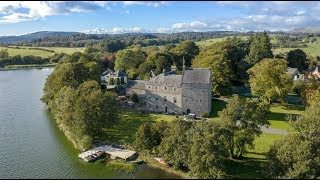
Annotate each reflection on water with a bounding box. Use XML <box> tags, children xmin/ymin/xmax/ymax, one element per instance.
<box><xmin>0</xmin><ymin>68</ymin><xmax>181</xmax><ymax>179</ymax></box>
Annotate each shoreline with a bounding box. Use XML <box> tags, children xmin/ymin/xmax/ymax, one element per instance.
<box><xmin>138</xmin><ymin>154</ymin><xmax>190</xmax><ymax>179</ymax></box>
<box><xmin>0</xmin><ymin>64</ymin><xmax>56</xmax><ymax>71</ymax></box>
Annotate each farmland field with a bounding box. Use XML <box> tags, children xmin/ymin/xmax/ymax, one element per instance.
<box><xmin>0</xmin><ymin>46</ymin><xmax>84</xmax><ymax>58</ymax></box>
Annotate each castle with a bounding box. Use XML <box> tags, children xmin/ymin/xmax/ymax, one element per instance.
<box><xmin>126</xmin><ymin>67</ymin><xmax>212</xmax><ymax>117</ymax></box>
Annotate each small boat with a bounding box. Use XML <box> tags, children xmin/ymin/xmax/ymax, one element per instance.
<box><xmin>84</xmin><ymin>151</ymin><xmax>105</xmax><ymax>162</ymax></box>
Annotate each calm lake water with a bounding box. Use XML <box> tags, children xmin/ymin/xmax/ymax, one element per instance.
<box><xmin>0</xmin><ymin>68</ymin><xmax>180</xmax><ymax>179</ymax></box>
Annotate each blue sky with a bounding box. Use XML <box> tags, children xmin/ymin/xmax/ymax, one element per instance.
<box><xmin>0</xmin><ymin>1</ymin><xmax>319</xmax><ymax>36</ymax></box>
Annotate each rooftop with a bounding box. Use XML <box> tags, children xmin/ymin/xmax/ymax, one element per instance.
<box><xmin>181</xmin><ymin>68</ymin><xmax>211</xmax><ymax>84</ymax></box>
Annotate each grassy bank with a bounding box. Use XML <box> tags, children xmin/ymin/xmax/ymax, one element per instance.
<box><xmin>0</xmin><ymin>63</ymin><xmax>57</xmax><ymax>70</ymax></box>
<box><xmin>106</xmin><ymin>160</ymin><xmax>137</xmax><ymax>174</ymax></box>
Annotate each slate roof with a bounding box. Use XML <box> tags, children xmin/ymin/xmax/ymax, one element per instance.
<box><xmin>101</xmin><ymin>69</ymin><xmax>126</xmax><ymax>77</ymax></box>
<box><xmin>309</xmin><ymin>66</ymin><xmax>320</xmax><ymax>73</ymax></box>
<box><xmin>127</xmin><ymin>80</ymin><xmax>145</xmax><ymax>89</ymax></box>
<box><xmin>287</xmin><ymin>67</ymin><xmax>299</xmax><ymax>75</ymax></box>
<box><xmin>149</xmin><ymin>72</ymin><xmax>182</xmax><ymax>85</ymax></box>
<box><xmin>181</xmin><ymin>68</ymin><xmax>211</xmax><ymax>84</ymax></box>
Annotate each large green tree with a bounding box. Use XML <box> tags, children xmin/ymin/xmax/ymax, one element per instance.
<box><xmin>0</xmin><ymin>49</ymin><xmax>9</xmax><ymax>58</ymax></box>
<box><xmin>187</xmin><ymin>121</ymin><xmax>228</xmax><ymax>178</ymax></box>
<box><xmin>114</xmin><ymin>48</ymin><xmax>145</xmax><ymax>78</ymax></box>
<box><xmin>218</xmin><ymin>95</ymin><xmax>270</xmax><ymax>159</ymax></box>
<box><xmin>42</xmin><ymin>62</ymin><xmax>94</xmax><ymax>109</ymax></box>
<box><xmin>245</xmin><ymin>32</ymin><xmax>273</xmax><ymax>66</ymax></box>
<box><xmin>192</xmin><ymin>42</ymin><xmax>233</xmax><ymax>95</ymax></box>
<box><xmin>287</xmin><ymin>49</ymin><xmax>307</xmax><ymax>72</ymax></box>
<box><xmin>171</xmin><ymin>40</ymin><xmax>199</xmax><ymax>70</ymax></box>
<box><xmin>248</xmin><ymin>58</ymin><xmax>293</xmax><ymax>103</ymax></box>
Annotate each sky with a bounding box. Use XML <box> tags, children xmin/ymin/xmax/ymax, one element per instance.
<box><xmin>0</xmin><ymin>1</ymin><xmax>319</xmax><ymax>36</ymax></box>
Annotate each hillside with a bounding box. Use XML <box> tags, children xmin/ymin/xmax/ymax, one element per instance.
<box><xmin>0</xmin><ymin>31</ymin><xmax>81</xmax><ymax>43</ymax></box>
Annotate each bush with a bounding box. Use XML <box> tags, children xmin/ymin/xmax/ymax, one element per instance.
<box><xmin>115</xmin><ymin>78</ymin><xmax>120</xmax><ymax>85</ymax></box>
<box><xmin>130</xmin><ymin>93</ymin><xmax>139</xmax><ymax>103</ymax></box>
<box><xmin>108</xmin><ymin>77</ymin><xmax>114</xmax><ymax>85</ymax></box>
<box><xmin>200</xmin><ymin>112</ymin><xmax>208</xmax><ymax>118</ymax></box>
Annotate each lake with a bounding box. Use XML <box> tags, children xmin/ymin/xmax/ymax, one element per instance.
<box><xmin>0</xmin><ymin>68</ymin><xmax>180</xmax><ymax>179</ymax></box>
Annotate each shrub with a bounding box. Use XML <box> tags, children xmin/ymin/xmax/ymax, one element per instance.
<box><xmin>131</xmin><ymin>93</ymin><xmax>139</xmax><ymax>103</ymax></box>
<box><xmin>108</xmin><ymin>77</ymin><xmax>114</xmax><ymax>85</ymax></box>
<box><xmin>200</xmin><ymin>112</ymin><xmax>208</xmax><ymax>118</ymax></box>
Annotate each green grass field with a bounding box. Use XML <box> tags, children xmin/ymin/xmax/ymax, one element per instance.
<box><xmin>102</xmin><ymin>108</ymin><xmax>177</xmax><ymax>144</ymax></box>
<box><xmin>272</xmin><ymin>43</ymin><xmax>320</xmax><ymax>57</ymax></box>
<box><xmin>0</xmin><ymin>46</ymin><xmax>84</xmax><ymax>58</ymax></box>
<box><xmin>209</xmin><ymin>98</ymin><xmax>305</xmax><ymax>130</ymax></box>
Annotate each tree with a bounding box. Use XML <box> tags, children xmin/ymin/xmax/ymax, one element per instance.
<box><xmin>133</xmin><ymin>123</ymin><xmax>154</xmax><ymax>152</ymax></box>
<box><xmin>158</xmin><ymin>120</ymin><xmax>193</xmax><ymax>170</ymax></box>
<box><xmin>187</xmin><ymin>121</ymin><xmax>228</xmax><ymax>178</ymax></box>
<box><xmin>42</xmin><ymin>62</ymin><xmax>94</xmax><ymax>109</ymax></box>
<box><xmin>292</xmin><ymin>79</ymin><xmax>305</xmax><ymax>96</ymax></box>
<box><xmin>108</xmin><ymin>77</ymin><xmax>114</xmax><ymax>85</ymax></box>
<box><xmin>115</xmin><ymin>77</ymin><xmax>120</xmax><ymax>85</ymax></box>
<box><xmin>266</xmin><ymin>103</ymin><xmax>320</xmax><ymax>179</ymax></box>
<box><xmin>287</xmin><ymin>49</ymin><xmax>307</xmax><ymax>72</ymax></box>
<box><xmin>192</xmin><ymin>42</ymin><xmax>233</xmax><ymax>95</ymax></box>
<box><xmin>218</xmin><ymin>95</ymin><xmax>270</xmax><ymax>159</ymax></box>
<box><xmin>248</xmin><ymin>58</ymin><xmax>293</xmax><ymax>103</ymax></box>
<box><xmin>171</xmin><ymin>40</ymin><xmax>199</xmax><ymax>70</ymax></box>
<box><xmin>245</xmin><ymin>32</ymin><xmax>273</xmax><ymax>66</ymax></box>
<box><xmin>0</xmin><ymin>49</ymin><xmax>9</xmax><ymax>58</ymax></box>
<box><xmin>300</xmin><ymin>81</ymin><xmax>320</xmax><ymax>106</ymax></box>
<box><xmin>114</xmin><ymin>48</ymin><xmax>145</xmax><ymax>73</ymax></box>
<box><xmin>51</xmin><ymin>81</ymin><xmax>118</xmax><ymax>150</ymax></box>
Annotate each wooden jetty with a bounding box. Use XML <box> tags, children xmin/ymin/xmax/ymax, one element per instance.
<box><xmin>78</xmin><ymin>145</ymin><xmax>137</xmax><ymax>162</ymax></box>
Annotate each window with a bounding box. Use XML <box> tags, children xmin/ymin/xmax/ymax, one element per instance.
<box><xmin>164</xmin><ymin>87</ymin><xmax>167</xmax><ymax>90</ymax></box>
<box><xmin>173</xmin><ymin>97</ymin><xmax>177</xmax><ymax>103</ymax></box>
<box><xmin>200</xmin><ymin>99</ymin><xmax>203</xmax><ymax>102</ymax></box>
<box><xmin>155</xmin><ymin>86</ymin><xmax>158</xmax><ymax>89</ymax></box>
<box><xmin>156</xmin><ymin>97</ymin><xmax>158</xmax><ymax>101</ymax></box>
<box><xmin>173</xmin><ymin>87</ymin><xmax>176</xmax><ymax>91</ymax></box>
<box><xmin>164</xmin><ymin>96</ymin><xmax>167</xmax><ymax>102</ymax></box>
<box><xmin>156</xmin><ymin>105</ymin><xmax>158</xmax><ymax>109</ymax></box>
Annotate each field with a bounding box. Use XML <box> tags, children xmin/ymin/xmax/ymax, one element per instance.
<box><xmin>0</xmin><ymin>46</ymin><xmax>84</xmax><ymax>58</ymax></box>
<box><xmin>272</xmin><ymin>43</ymin><xmax>320</xmax><ymax>57</ymax></box>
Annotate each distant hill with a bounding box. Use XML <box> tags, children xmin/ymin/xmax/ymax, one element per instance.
<box><xmin>0</xmin><ymin>31</ymin><xmax>81</xmax><ymax>43</ymax></box>
<box><xmin>290</xmin><ymin>27</ymin><xmax>320</xmax><ymax>33</ymax></box>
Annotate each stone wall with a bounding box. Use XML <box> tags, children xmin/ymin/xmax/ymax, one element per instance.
<box><xmin>181</xmin><ymin>83</ymin><xmax>212</xmax><ymax>116</ymax></box>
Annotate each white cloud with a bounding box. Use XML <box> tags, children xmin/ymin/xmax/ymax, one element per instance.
<box><xmin>0</xmin><ymin>1</ymin><xmax>108</xmax><ymax>24</ymax></box>
<box><xmin>82</xmin><ymin>27</ymin><xmax>147</xmax><ymax>34</ymax></box>
<box><xmin>0</xmin><ymin>1</ymin><xmax>168</xmax><ymax>24</ymax></box>
<box><xmin>122</xmin><ymin>1</ymin><xmax>169</xmax><ymax>7</ymax></box>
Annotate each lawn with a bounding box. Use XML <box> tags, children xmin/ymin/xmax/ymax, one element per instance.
<box><xmin>268</xmin><ymin>104</ymin><xmax>305</xmax><ymax>130</ymax></box>
<box><xmin>0</xmin><ymin>46</ymin><xmax>84</xmax><ymax>58</ymax></box>
<box><xmin>225</xmin><ymin>133</ymin><xmax>282</xmax><ymax>179</ymax></box>
<box><xmin>102</xmin><ymin>108</ymin><xmax>177</xmax><ymax>144</ymax></box>
<box><xmin>208</xmin><ymin>98</ymin><xmax>305</xmax><ymax>131</ymax></box>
